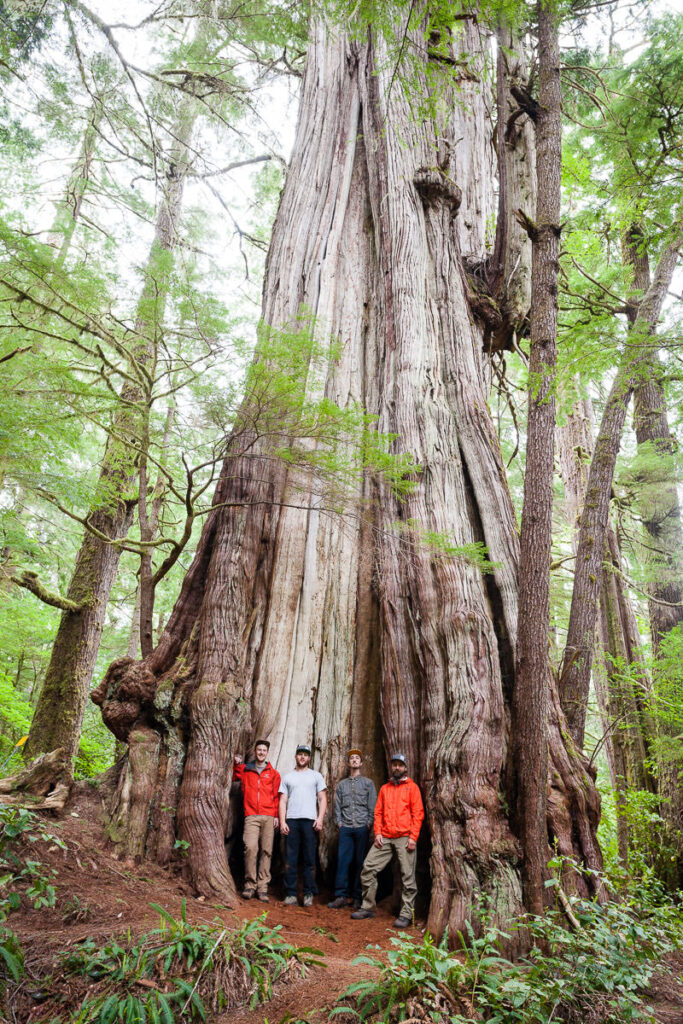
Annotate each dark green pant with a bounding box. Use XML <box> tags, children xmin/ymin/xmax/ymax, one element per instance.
<box><xmin>360</xmin><ymin>836</ymin><xmax>417</xmax><ymax>919</ymax></box>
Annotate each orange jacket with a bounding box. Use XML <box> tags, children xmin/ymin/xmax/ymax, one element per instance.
<box><xmin>374</xmin><ymin>777</ymin><xmax>424</xmax><ymax>842</ymax></box>
<box><xmin>233</xmin><ymin>762</ymin><xmax>281</xmax><ymax>817</ymax></box>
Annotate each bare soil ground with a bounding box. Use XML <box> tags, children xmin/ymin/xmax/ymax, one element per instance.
<box><xmin>6</xmin><ymin>783</ymin><xmax>683</xmax><ymax>1023</ymax></box>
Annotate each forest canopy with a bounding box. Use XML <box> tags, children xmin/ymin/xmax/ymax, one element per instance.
<box><xmin>0</xmin><ymin>0</ymin><xmax>682</xmax><ymax>984</ymax></box>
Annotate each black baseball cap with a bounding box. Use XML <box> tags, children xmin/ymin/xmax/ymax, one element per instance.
<box><xmin>296</xmin><ymin>744</ymin><xmax>312</xmax><ymax>755</ymax></box>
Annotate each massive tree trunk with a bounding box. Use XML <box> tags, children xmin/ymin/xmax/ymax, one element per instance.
<box><xmin>24</xmin><ymin>93</ymin><xmax>197</xmax><ymax>769</ymax></box>
<box><xmin>95</xmin><ymin>15</ymin><xmax>602</xmax><ymax>932</ymax></box>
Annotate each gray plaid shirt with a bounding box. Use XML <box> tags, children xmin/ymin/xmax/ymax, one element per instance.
<box><xmin>333</xmin><ymin>775</ymin><xmax>376</xmax><ymax>829</ymax></box>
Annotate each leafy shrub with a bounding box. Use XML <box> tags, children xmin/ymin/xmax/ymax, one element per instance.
<box><xmin>337</xmin><ymin>892</ymin><xmax>681</xmax><ymax>1024</ymax></box>
<box><xmin>44</xmin><ymin>905</ymin><xmax>324</xmax><ymax>1022</ymax></box>
<box><xmin>0</xmin><ymin>806</ymin><xmax>65</xmax><ymax>1002</ymax></box>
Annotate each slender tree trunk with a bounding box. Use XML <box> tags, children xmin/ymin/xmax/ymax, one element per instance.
<box><xmin>623</xmin><ymin>227</ymin><xmax>683</xmax><ymax>651</ymax></box>
<box><xmin>127</xmin><ymin>398</ymin><xmax>175</xmax><ymax>660</ymax></box>
<box><xmin>623</xmin><ymin>227</ymin><xmax>683</xmax><ymax>881</ymax></box>
<box><xmin>511</xmin><ymin>0</ymin><xmax>560</xmax><ymax>916</ymax></box>
<box><xmin>559</xmin><ymin>228</ymin><xmax>682</xmax><ymax>749</ymax></box>
<box><xmin>24</xmin><ymin>94</ymin><xmax>197</xmax><ymax>768</ymax></box>
<box><xmin>558</xmin><ymin>395</ymin><xmax>654</xmax><ymax>868</ymax></box>
<box><xmin>95</xmin><ymin>15</ymin><xmax>603</xmax><ymax>930</ymax></box>
<box><xmin>47</xmin><ymin>99</ymin><xmax>102</xmax><ymax>270</ymax></box>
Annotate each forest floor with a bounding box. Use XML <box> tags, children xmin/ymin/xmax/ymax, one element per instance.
<box><xmin>7</xmin><ymin>782</ymin><xmax>683</xmax><ymax>1024</ymax></box>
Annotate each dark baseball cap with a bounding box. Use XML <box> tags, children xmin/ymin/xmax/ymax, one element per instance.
<box><xmin>296</xmin><ymin>744</ymin><xmax>312</xmax><ymax>755</ymax></box>
<box><xmin>390</xmin><ymin>753</ymin><xmax>407</xmax><ymax>764</ymax></box>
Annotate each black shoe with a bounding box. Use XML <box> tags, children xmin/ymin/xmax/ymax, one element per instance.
<box><xmin>328</xmin><ymin>897</ymin><xmax>347</xmax><ymax>909</ymax></box>
<box><xmin>350</xmin><ymin>908</ymin><xmax>375</xmax><ymax>919</ymax></box>
<box><xmin>393</xmin><ymin>916</ymin><xmax>411</xmax><ymax>928</ymax></box>
<box><xmin>242</xmin><ymin>890</ymin><xmax>255</xmax><ymax>900</ymax></box>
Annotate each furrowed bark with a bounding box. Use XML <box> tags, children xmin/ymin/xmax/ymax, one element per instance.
<box><xmin>95</xmin><ymin>13</ymin><xmax>603</xmax><ymax>928</ymax></box>
<box><xmin>488</xmin><ymin>22</ymin><xmax>536</xmax><ymax>351</ymax></box>
<box><xmin>511</xmin><ymin>0</ymin><xmax>560</xmax><ymax>916</ymax></box>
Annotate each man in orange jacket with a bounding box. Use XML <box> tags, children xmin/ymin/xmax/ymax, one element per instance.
<box><xmin>233</xmin><ymin>740</ymin><xmax>281</xmax><ymax>902</ymax></box>
<box><xmin>351</xmin><ymin>753</ymin><xmax>424</xmax><ymax>928</ymax></box>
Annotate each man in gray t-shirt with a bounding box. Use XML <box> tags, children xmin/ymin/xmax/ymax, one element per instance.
<box><xmin>278</xmin><ymin>745</ymin><xmax>327</xmax><ymax>907</ymax></box>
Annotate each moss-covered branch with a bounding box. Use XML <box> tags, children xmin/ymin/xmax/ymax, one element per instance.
<box><xmin>10</xmin><ymin>571</ymin><xmax>90</xmax><ymax>612</ymax></box>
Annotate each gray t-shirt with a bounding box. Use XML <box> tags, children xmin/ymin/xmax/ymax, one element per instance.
<box><xmin>279</xmin><ymin>767</ymin><xmax>326</xmax><ymax>820</ymax></box>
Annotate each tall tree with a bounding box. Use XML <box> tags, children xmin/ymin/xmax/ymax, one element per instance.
<box><xmin>23</xmin><ymin>83</ymin><xmax>199</xmax><ymax>767</ymax></box>
<box><xmin>95</xmin><ymin>7</ymin><xmax>603</xmax><ymax>933</ymax></box>
<box><xmin>512</xmin><ymin>0</ymin><xmax>561</xmax><ymax>916</ymax></box>
<box><xmin>557</xmin><ymin>395</ymin><xmax>654</xmax><ymax>868</ymax></box>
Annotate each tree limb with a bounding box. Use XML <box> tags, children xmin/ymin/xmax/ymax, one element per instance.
<box><xmin>10</xmin><ymin>571</ymin><xmax>90</xmax><ymax>612</ymax></box>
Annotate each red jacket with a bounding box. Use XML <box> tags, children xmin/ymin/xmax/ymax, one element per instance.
<box><xmin>374</xmin><ymin>777</ymin><xmax>424</xmax><ymax>842</ymax></box>
<box><xmin>233</xmin><ymin>762</ymin><xmax>281</xmax><ymax>817</ymax></box>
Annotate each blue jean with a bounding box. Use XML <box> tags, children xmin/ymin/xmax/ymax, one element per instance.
<box><xmin>284</xmin><ymin>818</ymin><xmax>318</xmax><ymax>896</ymax></box>
<box><xmin>334</xmin><ymin>825</ymin><xmax>369</xmax><ymax>900</ymax></box>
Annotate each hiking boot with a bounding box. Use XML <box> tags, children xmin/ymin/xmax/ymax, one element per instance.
<box><xmin>257</xmin><ymin>893</ymin><xmax>269</xmax><ymax>903</ymax></box>
<box><xmin>327</xmin><ymin>897</ymin><xmax>347</xmax><ymax>909</ymax></box>
<box><xmin>303</xmin><ymin>893</ymin><xmax>314</xmax><ymax>907</ymax></box>
<box><xmin>282</xmin><ymin>895</ymin><xmax>298</xmax><ymax>906</ymax></box>
<box><xmin>350</xmin><ymin>907</ymin><xmax>375</xmax><ymax>919</ymax></box>
<box><xmin>241</xmin><ymin>889</ymin><xmax>255</xmax><ymax>900</ymax></box>
<box><xmin>393</xmin><ymin>916</ymin><xmax>411</xmax><ymax>929</ymax></box>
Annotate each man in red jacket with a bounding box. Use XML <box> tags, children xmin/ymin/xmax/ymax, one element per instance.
<box><xmin>351</xmin><ymin>753</ymin><xmax>424</xmax><ymax>928</ymax></box>
<box><xmin>233</xmin><ymin>740</ymin><xmax>281</xmax><ymax>902</ymax></box>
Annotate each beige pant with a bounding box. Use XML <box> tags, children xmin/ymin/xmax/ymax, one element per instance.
<box><xmin>360</xmin><ymin>835</ymin><xmax>417</xmax><ymax>919</ymax></box>
<box><xmin>243</xmin><ymin>815</ymin><xmax>275</xmax><ymax>894</ymax></box>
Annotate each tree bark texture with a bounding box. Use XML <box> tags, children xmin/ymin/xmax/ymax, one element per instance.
<box><xmin>488</xmin><ymin>23</ymin><xmax>536</xmax><ymax>351</ymax></box>
<box><xmin>623</xmin><ymin>229</ymin><xmax>683</xmax><ymax>652</ymax></box>
<box><xmin>559</xmin><ymin>228</ymin><xmax>682</xmax><ymax>749</ymax></box>
<box><xmin>95</xmin><ymin>17</ymin><xmax>603</xmax><ymax>931</ymax></box>
<box><xmin>511</xmin><ymin>0</ymin><xmax>560</xmax><ymax>916</ymax></box>
<box><xmin>624</xmin><ymin>228</ymin><xmax>683</xmax><ymax>880</ymax></box>
<box><xmin>557</xmin><ymin>396</ymin><xmax>654</xmax><ymax>867</ymax></box>
<box><xmin>24</xmin><ymin>94</ymin><xmax>197</xmax><ymax>769</ymax></box>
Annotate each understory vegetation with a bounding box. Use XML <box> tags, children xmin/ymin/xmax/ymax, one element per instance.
<box><xmin>338</xmin><ymin>885</ymin><xmax>683</xmax><ymax>1024</ymax></box>
<box><xmin>0</xmin><ymin>807</ymin><xmax>324</xmax><ymax>1022</ymax></box>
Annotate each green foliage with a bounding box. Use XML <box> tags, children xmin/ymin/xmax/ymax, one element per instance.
<box><xmin>651</xmin><ymin>624</ymin><xmax>683</xmax><ymax>735</ymax></box>
<box><xmin>598</xmin><ymin>778</ymin><xmax>680</xmax><ymax>886</ymax></box>
<box><xmin>392</xmin><ymin>519</ymin><xmax>499</xmax><ymax>572</ymax></box>
<box><xmin>0</xmin><ymin>806</ymin><xmax>65</xmax><ymax>1001</ymax></box>
<box><xmin>232</xmin><ymin>314</ymin><xmax>419</xmax><ymax>506</ymax></box>
<box><xmin>0</xmin><ymin>671</ymin><xmax>32</xmax><ymax>762</ymax></box>
<box><xmin>0</xmin><ymin>805</ymin><xmax>64</xmax><ymax>917</ymax></box>
<box><xmin>338</xmin><ymin>892</ymin><xmax>681</xmax><ymax>1024</ymax></box>
<box><xmin>45</xmin><ymin>906</ymin><xmax>324</xmax><ymax>1022</ymax></box>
